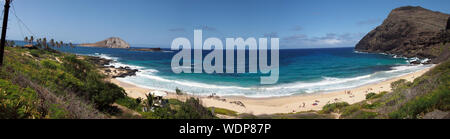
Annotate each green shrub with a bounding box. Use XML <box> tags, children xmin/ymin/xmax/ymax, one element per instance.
<box><xmin>350</xmin><ymin>111</ymin><xmax>378</xmax><ymax>119</ymax></box>
<box><xmin>209</xmin><ymin>107</ymin><xmax>238</xmax><ymax>116</ymax></box>
<box><xmin>41</xmin><ymin>60</ymin><xmax>59</xmax><ymax>70</ymax></box>
<box><xmin>0</xmin><ymin>79</ymin><xmax>42</xmax><ymax>119</ymax></box>
<box><xmin>320</xmin><ymin>102</ymin><xmax>349</xmax><ymax>113</ymax></box>
<box><xmin>389</xmin><ymin>84</ymin><xmax>450</xmax><ymax>119</ymax></box>
<box><xmin>366</xmin><ymin>93</ymin><xmax>376</xmax><ymax>99</ymax></box>
<box><xmin>48</xmin><ymin>104</ymin><xmax>69</xmax><ymax>119</ymax></box>
<box><xmin>174</xmin><ymin>98</ymin><xmax>215</xmax><ymax>119</ymax></box>
<box><xmin>341</xmin><ymin>105</ymin><xmax>361</xmax><ymax>117</ymax></box>
<box><xmin>362</xmin><ymin>102</ymin><xmax>382</xmax><ymax>109</ymax></box>
<box><xmin>391</xmin><ymin>79</ymin><xmax>407</xmax><ymax>89</ymax></box>
<box><xmin>176</xmin><ymin>88</ymin><xmax>183</xmax><ymax>95</ymax></box>
<box><xmin>116</xmin><ymin>96</ymin><xmax>143</xmax><ymax>111</ymax></box>
<box><xmin>366</xmin><ymin>91</ymin><xmax>387</xmax><ymax>100</ymax></box>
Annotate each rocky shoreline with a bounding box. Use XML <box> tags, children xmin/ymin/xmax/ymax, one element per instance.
<box><xmin>86</xmin><ymin>56</ymin><xmax>139</xmax><ymax>78</ymax></box>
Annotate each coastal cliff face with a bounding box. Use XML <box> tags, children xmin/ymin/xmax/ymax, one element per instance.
<box><xmin>80</xmin><ymin>37</ymin><xmax>130</xmax><ymax>48</ymax></box>
<box><xmin>355</xmin><ymin>6</ymin><xmax>450</xmax><ymax>63</ymax></box>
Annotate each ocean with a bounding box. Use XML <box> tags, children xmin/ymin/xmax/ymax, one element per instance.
<box><xmin>50</xmin><ymin>45</ymin><xmax>432</xmax><ymax>98</ymax></box>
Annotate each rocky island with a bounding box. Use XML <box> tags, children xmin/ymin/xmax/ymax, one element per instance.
<box><xmin>355</xmin><ymin>6</ymin><xmax>450</xmax><ymax>64</ymax></box>
<box><xmin>79</xmin><ymin>37</ymin><xmax>130</xmax><ymax>48</ymax></box>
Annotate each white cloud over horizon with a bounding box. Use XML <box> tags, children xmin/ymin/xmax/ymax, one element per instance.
<box><xmin>281</xmin><ymin>33</ymin><xmax>365</xmax><ymax>48</ymax></box>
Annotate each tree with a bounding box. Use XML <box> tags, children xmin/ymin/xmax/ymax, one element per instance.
<box><xmin>36</xmin><ymin>38</ymin><xmax>41</xmax><ymax>48</ymax></box>
<box><xmin>29</xmin><ymin>36</ymin><xmax>34</xmax><ymax>44</ymax></box>
<box><xmin>176</xmin><ymin>88</ymin><xmax>183</xmax><ymax>95</ymax></box>
<box><xmin>56</xmin><ymin>41</ymin><xmax>61</xmax><ymax>48</ymax></box>
<box><xmin>50</xmin><ymin>39</ymin><xmax>55</xmax><ymax>47</ymax></box>
<box><xmin>145</xmin><ymin>93</ymin><xmax>154</xmax><ymax>109</ymax></box>
<box><xmin>69</xmin><ymin>42</ymin><xmax>74</xmax><ymax>48</ymax></box>
<box><xmin>42</xmin><ymin>38</ymin><xmax>47</xmax><ymax>49</ymax></box>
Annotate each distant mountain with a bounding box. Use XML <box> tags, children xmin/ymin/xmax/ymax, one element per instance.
<box><xmin>355</xmin><ymin>6</ymin><xmax>450</xmax><ymax>63</ymax></box>
<box><xmin>79</xmin><ymin>37</ymin><xmax>130</xmax><ymax>48</ymax></box>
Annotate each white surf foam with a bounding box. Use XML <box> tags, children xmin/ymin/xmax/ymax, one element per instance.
<box><xmin>116</xmin><ymin>63</ymin><xmax>433</xmax><ymax>98</ymax></box>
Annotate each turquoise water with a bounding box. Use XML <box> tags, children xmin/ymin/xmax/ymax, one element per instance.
<box><xmin>52</xmin><ymin>46</ymin><xmax>431</xmax><ymax>97</ymax></box>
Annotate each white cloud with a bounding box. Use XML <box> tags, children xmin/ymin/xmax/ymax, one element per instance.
<box><xmin>282</xmin><ymin>33</ymin><xmax>364</xmax><ymax>48</ymax></box>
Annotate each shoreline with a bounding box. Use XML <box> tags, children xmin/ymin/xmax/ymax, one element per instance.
<box><xmin>109</xmin><ymin>64</ymin><xmax>435</xmax><ymax>115</ymax></box>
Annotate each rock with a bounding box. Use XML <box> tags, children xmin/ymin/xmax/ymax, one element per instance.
<box><xmin>355</xmin><ymin>6</ymin><xmax>450</xmax><ymax>64</ymax></box>
<box><xmin>86</xmin><ymin>56</ymin><xmax>139</xmax><ymax>78</ymax></box>
<box><xmin>410</xmin><ymin>60</ymin><xmax>421</xmax><ymax>65</ymax></box>
<box><xmin>423</xmin><ymin>109</ymin><xmax>449</xmax><ymax>119</ymax></box>
<box><xmin>79</xmin><ymin>37</ymin><xmax>130</xmax><ymax>48</ymax></box>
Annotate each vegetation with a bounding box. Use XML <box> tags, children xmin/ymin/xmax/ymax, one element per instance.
<box><xmin>0</xmin><ymin>46</ymin><xmax>123</xmax><ymax>118</ymax></box>
<box><xmin>319</xmin><ymin>59</ymin><xmax>450</xmax><ymax>119</ymax></box>
<box><xmin>175</xmin><ymin>87</ymin><xmax>183</xmax><ymax>95</ymax></box>
<box><xmin>320</xmin><ymin>102</ymin><xmax>349</xmax><ymax>114</ymax></box>
<box><xmin>209</xmin><ymin>107</ymin><xmax>238</xmax><ymax>116</ymax></box>
<box><xmin>115</xmin><ymin>96</ymin><xmax>142</xmax><ymax>111</ymax></box>
<box><xmin>365</xmin><ymin>91</ymin><xmax>387</xmax><ymax>100</ymax></box>
<box><xmin>0</xmin><ymin>79</ymin><xmax>42</xmax><ymax>119</ymax></box>
<box><xmin>239</xmin><ymin>111</ymin><xmax>335</xmax><ymax>119</ymax></box>
<box><xmin>388</xmin><ymin>60</ymin><xmax>450</xmax><ymax>118</ymax></box>
<box><xmin>140</xmin><ymin>97</ymin><xmax>216</xmax><ymax>119</ymax></box>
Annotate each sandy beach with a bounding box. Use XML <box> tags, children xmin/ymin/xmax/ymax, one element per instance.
<box><xmin>110</xmin><ymin>65</ymin><xmax>434</xmax><ymax>115</ymax></box>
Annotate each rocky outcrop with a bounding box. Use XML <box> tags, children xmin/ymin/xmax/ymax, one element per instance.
<box><xmin>86</xmin><ymin>56</ymin><xmax>138</xmax><ymax>78</ymax></box>
<box><xmin>355</xmin><ymin>6</ymin><xmax>450</xmax><ymax>63</ymax></box>
<box><xmin>80</xmin><ymin>37</ymin><xmax>130</xmax><ymax>48</ymax></box>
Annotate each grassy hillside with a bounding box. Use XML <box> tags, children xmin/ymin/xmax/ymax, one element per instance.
<box><xmin>0</xmin><ymin>46</ymin><xmax>125</xmax><ymax>118</ymax></box>
<box><xmin>319</xmin><ymin>60</ymin><xmax>450</xmax><ymax>119</ymax></box>
<box><xmin>0</xmin><ymin>46</ymin><xmax>216</xmax><ymax>119</ymax></box>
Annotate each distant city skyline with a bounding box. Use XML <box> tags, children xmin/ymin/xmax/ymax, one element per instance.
<box><xmin>4</xmin><ymin>0</ymin><xmax>450</xmax><ymax>48</ymax></box>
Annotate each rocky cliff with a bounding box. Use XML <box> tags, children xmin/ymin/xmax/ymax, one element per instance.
<box><xmin>355</xmin><ymin>6</ymin><xmax>450</xmax><ymax>63</ymax></box>
<box><xmin>80</xmin><ymin>37</ymin><xmax>130</xmax><ymax>48</ymax></box>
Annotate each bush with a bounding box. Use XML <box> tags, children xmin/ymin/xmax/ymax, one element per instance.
<box><xmin>341</xmin><ymin>105</ymin><xmax>361</xmax><ymax>117</ymax></box>
<box><xmin>366</xmin><ymin>91</ymin><xmax>387</xmax><ymax>100</ymax></box>
<box><xmin>391</xmin><ymin>79</ymin><xmax>407</xmax><ymax>89</ymax></box>
<box><xmin>362</xmin><ymin>102</ymin><xmax>382</xmax><ymax>109</ymax></box>
<box><xmin>147</xmin><ymin>97</ymin><xmax>216</xmax><ymax>119</ymax></box>
<box><xmin>320</xmin><ymin>102</ymin><xmax>349</xmax><ymax>113</ymax></box>
<box><xmin>350</xmin><ymin>111</ymin><xmax>378</xmax><ymax>119</ymax></box>
<box><xmin>209</xmin><ymin>107</ymin><xmax>238</xmax><ymax>116</ymax></box>
<box><xmin>366</xmin><ymin>93</ymin><xmax>376</xmax><ymax>99</ymax></box>
<box><xmin>116</xmin><ymin>96</ymin><xmax>143</xmax><ymax>111</ymax></box>
<box><xmin>389</xmin><ymin>84</ymin><xmax>450</xmax><ymax>119</ymax></box>
<box><xmin>41</xmin><ymin>60</ymin><xmax>59</xmax><ymax>70</ymax></box>
<box><xmin>174</xmin><ymin>98</ymin><xmax>215</xmax><ymax>119</ymax></box>
<box><xmin>0</xmin><ymin>79</ymin><xmax>42</xmax><ymax>119</ymax></box>
<box><xmin>176</xmin><ymin>88</ymin><xmax>183</xmax><ymax>95</ymax></box>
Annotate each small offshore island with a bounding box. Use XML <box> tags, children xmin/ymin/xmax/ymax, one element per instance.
<box><xmin>1</xmin><ymin>5</ymin><xmax>449</xmax><ymax>119</ymax></box>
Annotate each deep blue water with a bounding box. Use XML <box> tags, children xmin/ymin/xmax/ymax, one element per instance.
<box><xmin>49</xmin><ymin>45</ymin><xmax>430</xmax><ymax>97</ymax></box>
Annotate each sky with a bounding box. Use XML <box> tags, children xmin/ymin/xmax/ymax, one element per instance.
<box><xmin>3</xmin><ymin>0</ymin><xmax>450</xmax><ymax>49</ymax></box>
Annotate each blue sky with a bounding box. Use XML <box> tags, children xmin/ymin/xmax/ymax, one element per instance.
<box><xmin>4</xmin><ymin>0</ymin><xmax>450</xmax><ymax>48</ymax></box>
